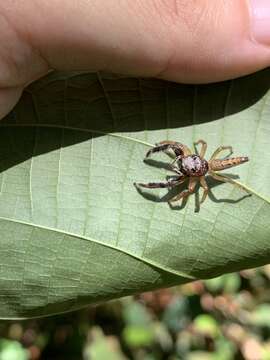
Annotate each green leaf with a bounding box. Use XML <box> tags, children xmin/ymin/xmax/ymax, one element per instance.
<box><xmin>0</xmin><ymin>69</ymin><xmax>270</xmax><ymax>319</ymax></box>
<box><xmin>123</xmin><ymin>301</ymin><xmax>152</xmax><ymax>327</ymax></box>
<box><xmin>204</xmin><ymin>273</ymin><xmax>241</xmax><ymax>294</ymax></box>
<box><xmin>162</xmin><ymin>297</ymin><xmax>190</xmax><ymax>332</ymax></box>
<box><xmin>0</xmin><ymin>340</ymin><xmax>29</xmax><ymax>360</ymax></box>
<box><xmin>84</xmin><ymin>327</ymin><xmax>126</xmax><ymax>360</ymax></box>
<box><xmin>123</xmin><ymin>325</ymin><xmax>155</xmax><ymax>348</ymax></box>
<box><xmin>193</xmin><ymin>315</ymin><xmax>220</xmax><ymax>338</ymax></box>
<box><xmin>249</xmin><ymin>304</ymin><xmax>270</xmax><ymax>328</ymax></box>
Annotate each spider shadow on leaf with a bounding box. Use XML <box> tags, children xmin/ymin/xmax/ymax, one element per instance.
<box><xmin>205</xmin><ymin>175</ymin><xmax>251</xmax><ymax>204</ymax></box>
<box><xmin>134</xmin><ymin>180</ymin><xmax>187</xmax><ymax>206</ymax></box>
<box><xmin>135</xmin><ymin>169</ymin><xmax>251</xmax><ymax>213</ymax></box>
<box><xmin>143</xmin><ymin>158</ymin><xmax>173</xmax><ymax>171</ymax></box>
<box><xmin>168</xmin><ymin>173</ymin><xmax>251</xmax><ymax>211</ymax></box>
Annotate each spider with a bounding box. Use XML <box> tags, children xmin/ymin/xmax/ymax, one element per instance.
<box><xmin>134</xmin><ymin>140</ymin><xmax>249</xmax><ymax>205</ymax></box>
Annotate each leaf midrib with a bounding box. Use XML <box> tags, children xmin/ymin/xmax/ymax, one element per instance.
<box><xmin>0</xmin><ymin>215</ymin><xmax>195</xmax><ymax>280</ymax></box>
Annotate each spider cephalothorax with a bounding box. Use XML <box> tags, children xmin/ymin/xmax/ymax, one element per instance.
<box><xmin>135</xmin><ymin>140</ymin><xmax>249</xmax><ymax>205</ymax></box>
<box><xmin>180</xmin><ymin>155</ymin><xmax>208</xmax><ymax>177</ymax></box>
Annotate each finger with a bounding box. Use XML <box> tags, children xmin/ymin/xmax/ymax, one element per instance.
<box><xmin>0</xmin><ymin>86</ymin><xmax>23</xmax><ymax>119</ymax></box>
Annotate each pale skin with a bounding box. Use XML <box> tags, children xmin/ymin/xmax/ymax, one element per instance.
<box><xmin>0</xmin><ymin>1</ymin><xmax>270</xmax><ymax>119</ymax></box>
<box><xmin>135</xmin><ymin>140</ymin><xmax>249</xmax><ymax>206</ymax></box>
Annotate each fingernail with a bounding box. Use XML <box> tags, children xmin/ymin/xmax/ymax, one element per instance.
<box><xmin>250</xmin><ymin>0</ymin><xmax>270</xmax><ymax>46</ymax></box>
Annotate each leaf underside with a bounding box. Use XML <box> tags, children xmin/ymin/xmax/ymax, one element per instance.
<box><xmin>0</xmin><ymin>69</ymin><xmax>270</xmax><ymax>318</ymax></box>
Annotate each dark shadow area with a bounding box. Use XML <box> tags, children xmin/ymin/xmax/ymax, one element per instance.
<box><xmin>206</xmin><ymin>176</ymin><xmax>252</xmax><ymax>204</ymax></box>
<box><xmin>143</xmin><ymin>158</ymin><xmax>173</xmax><ymax>171</ymax></box>
<box><xmin>0</xmin><ymin>68</ymin><xmax>269</xmax><ymax>178</ymax></box>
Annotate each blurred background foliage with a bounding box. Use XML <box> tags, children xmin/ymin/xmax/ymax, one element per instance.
<box><xmin>1</xmin><ymin>267</ymin><xmax>270</xmax><ymax>360</ymax></box>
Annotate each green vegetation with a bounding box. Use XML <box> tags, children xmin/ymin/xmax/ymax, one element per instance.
<box><xmin>1</xmin><ymin>267</ymin><xmax>270</xmax><ymax>359</ymax></box>
<box><xmin>0</xmin><ymin>69</ymin><xmax>269</xmax><ymax>358</ymax></box>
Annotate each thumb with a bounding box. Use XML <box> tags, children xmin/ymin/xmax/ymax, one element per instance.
<box><xmin>1</xmin><ymin>0</ymin><xmax>270</xmax><ymax>86</ymax></box>
<box><xmin>156</xmin><ymin>0</ymin><xmax>270</xmax><ymax>83</ymax></box>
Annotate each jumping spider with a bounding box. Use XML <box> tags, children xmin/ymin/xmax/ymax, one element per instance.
<box><xmin>135</xmin><ymin>140</ymin><xmax>249</xmax><ymax>205</ymax></box>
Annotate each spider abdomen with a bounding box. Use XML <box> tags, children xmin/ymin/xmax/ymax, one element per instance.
<box><xmin>210</xmin><ymin>157</ymin><xmax>249</xmax><ymax>171</ymax></box>
<box><xmin>180</xmin><ymin>155</ymin><xmax>208</xmax><ymax>177</ymax></box>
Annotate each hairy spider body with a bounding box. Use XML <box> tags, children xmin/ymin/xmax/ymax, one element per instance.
<box><xmin>135</xmin><ymin>140</ymin><xmax>249</xmax><ymax>205</ymax></box>
<box><xmin>210</xmin><ymin>157</ymin><xmax>248</xmax><ymax>171</ymax></box>
<box><xmin>180</xmin><ymin>155</ymin><xmax>209</xmax><ymax>176</ymax></box>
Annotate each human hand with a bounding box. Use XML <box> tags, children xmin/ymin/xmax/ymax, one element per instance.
<box><xmin>0</xmin><ymin>0</ymin><xmax>269</xmax><ymax>119</ymax></box>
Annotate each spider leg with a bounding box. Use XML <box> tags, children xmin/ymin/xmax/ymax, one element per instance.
<box><xmin>170</xmin><ymin>155</ymin><xmax>184</xmax><ymax>175</ymax></box>
<box><xmin>210</xmin><ymin>146</ymin><xmax>233</xmax><ymax>160</ymax></box>
<box><xmin>194</xmin><ymin>139</ymin><xmax>207</xmax><ymax>158</ymax></box>
<box><xmin>208</xmin><ymin>171</ymin><xmax>249</xmax><ymax>193</ymax></box>
<box><xmin>199</xmin><ymin>176</ymin><xmax>209</xmax><ymax>204</ymax></box>
<box><xmin>169</xmin><ymin>177</ymin><xmax>197</xmax><ymax>203</ymax></box>
<box><xmin>170</xmin><ymin>164</ymin><xmax>182</xmax><ymax>175</ymax></box>
<box><xmin>135</xmin><ymin>176</ymin><xmax>186</xmax><ymax>189</ymax></box>
<box><xmin>146</xmin><ymin>141</ymin><xmax>192</xmax><ymax>158</ymax></box>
